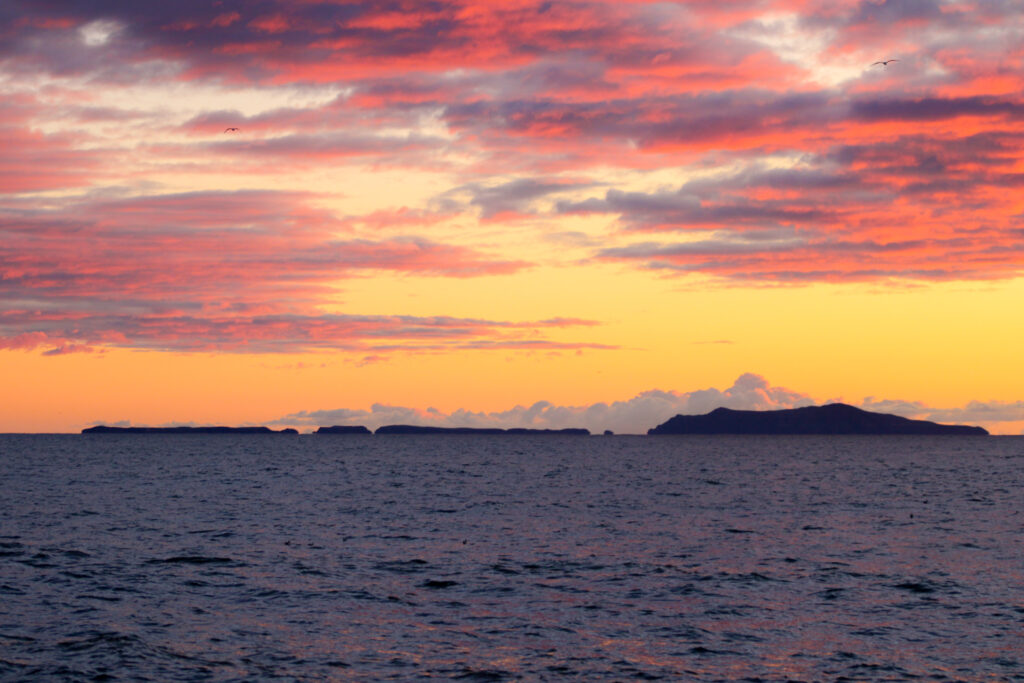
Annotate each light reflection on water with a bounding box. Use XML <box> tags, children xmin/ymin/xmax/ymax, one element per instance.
<box><xmin>1</xmin><ymin>434</ymin><xmax>1023</xmax><ymax>680</ymax></box>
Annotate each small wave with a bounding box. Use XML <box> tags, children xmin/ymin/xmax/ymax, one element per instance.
<box><xmin>292</xmin><ymin>561</ymin><xmax>327</xmax><ymax>576</ymax></box>
<box><xmin>375</xmin><ymin>559</ymin><xmax>429</xmax><ymax>573</ymax></box>
<box><xmin>246</xmin><ymin>588</ymin><xmax>290</xmax><ymax>600</ymax></box>
<box><xmin>57</xmin><ymin>630</ymin><xmax>144</xmax><ymax>653</ymax></box>
<box><xmin>893</xmin><ymin>581</ymin><xmax>935</xmax><ymax>594</ymax></box>
<box><xmin>0</xmin><ymin>541</ymin><xmax>25</xmax><ymax>558</ymax></box>
<box><xmin>850</xmin><ymin>626</ymin><xmax>896</xmax><ymax>637</ymax></box>
<box><xmin>612</xmin><ymin>660</ymin><xmax>668</xmax><ymax>680</ymax></box>
<box><xmin>722</xmin><ymin>630</ymin><xmax>765</xmax><ymax>643</ymax></box>
<box><xmin>688</xmin><ymin>645</ymin><xmax>743</xmax><ymax>656</ymax></box>
<box><xmin>149</xmin><ymin>555</ymin><xmax>237</xmax><ymax>565</ymax></box>
<box><xmin>75</xmin><ymin>594</ymin><xmax>122</xmax><ymax>602</ymax></box>
<box><xmin>451</xmin><ymin>667</ymin><xmax>514</xmax><ymax>681</ymax></box>
<box><xmin>719</xmin><ymin>571</ymin><xmax>782</xmax><ymax>584</ymax></box>
<box><xmin>545</xmin><ymin>664</ymin><xmax>580</xmax><ymax>676</ymax></box>
<box><xmin>837</xmin><ymin>661</ymin><xmax>915</xmax><ymax>678</ymax></box>
<box><xmin>815</xmin><ymin>587</ymin><xmax>846</xmax><ymax>600</ymax></box>
<box><xmin>891</xmin><ymin>577</ymin><xmax>961</xmax><ymax>595</ymax></box>
<box><xmin>16</xmin><ymin>553</ymin><xmax>56</xmax><ymax>568</ymax></box>
<box><xmin>518</xmin><ymin>559</ymin><xmax>606</xmax><ymax>576</ymax></box>
<box><xmin>323</xmin><ymin>659</ymin><xmax>350</xmax><ymax>668</ymax></box>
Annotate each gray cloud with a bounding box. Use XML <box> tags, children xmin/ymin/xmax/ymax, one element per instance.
<box><xmin>273</xmin><ymin>373</ymin><xmax>816</xmax><ymax>434</ymax></box>
<box><xmin>852</xmin><ymin>96</ymin><xmax>1023</xmax><ymax>123</ymax></box>
<box><xmin>862</xmin><ymin>397</ymin><xmax>1024</xmax><ymax>426</ymax></box>
<box><xmin>457</xmin><ymin>177</ymin><xmax>592</xmax><ymax>219</ymax></box>
<box><xmin>274</xmin><ymin>375</ymin><xmax>1024</xmax><ymax>435</ymax></box>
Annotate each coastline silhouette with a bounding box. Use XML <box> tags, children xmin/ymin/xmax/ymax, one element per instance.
<box><xmin>80</xmin><ymin>404</ymin><xmax>987</xmax><ymax>436</ymax></box>
<box><xmin>82</xmin><ymin>426</ymin><xmax>298</xmax><ymax>435</ymax></box>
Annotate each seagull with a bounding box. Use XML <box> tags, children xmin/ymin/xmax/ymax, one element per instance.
<box><xmin>871</xmin><ymin>59</ymin><xmax>899</xmax><ymax>67</ymax></box>
<box><xmin>224</xmin><ymin>127</ymin><xmax>240</xmax><ymax>133</ymax></box>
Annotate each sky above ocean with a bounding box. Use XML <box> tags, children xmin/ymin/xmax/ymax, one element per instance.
<box><xmin>1</xmin><ymin>0</ymin><xmax>1022</xmax><ymax>433</ymax></box>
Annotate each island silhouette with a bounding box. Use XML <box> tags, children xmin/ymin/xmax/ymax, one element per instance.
<box><xmin>79</xmin><ymin>404</ymin><xmax>987</xmax><ymax>436</ymax></box>
<box><xmin>316</xmin><ymin>425</ymin><xmax>372</xmax><ymax>434</ymax></box>
<box><xmin>373</xmin><ymin>426</ymin><xmax>590</xmax><ymax>435</ymax></box>
<box><xmin>648</xmin><ymin>403</ymin><xmax>988</xmax><ymax>435</ymax></box>
<box><xmin>82</xmin><ymin>426</ymin><xmax>299</xmax><ymax>435</ymax></box>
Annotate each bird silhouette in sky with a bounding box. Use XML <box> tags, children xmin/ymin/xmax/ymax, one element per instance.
<box><xmin>872</xmin><ymin>59</ymin><xmax>899</xmax><ymax>67</ymax></box>
<box><xmin>224</xmin><ymin>127</ymin><xmax>239</xmax><ymax>132</ymax></box>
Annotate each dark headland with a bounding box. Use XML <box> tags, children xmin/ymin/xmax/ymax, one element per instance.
<box><xmin>82</xmin><ymin>426</ymin><xmax>298</xmax><ymax>435</ymax></box>
<box><xmin>648</xmin><ymin>403</ymin><xmax>988</xmax><ymax>436</ymax></box>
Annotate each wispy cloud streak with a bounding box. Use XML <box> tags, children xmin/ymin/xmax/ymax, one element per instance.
<box><xmin>0</xmin><ymin>190</ymin><xmax>615</xmax><ymax>353</ymax></box>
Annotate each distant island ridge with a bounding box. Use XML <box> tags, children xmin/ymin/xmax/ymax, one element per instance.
<box><xmin>315</xmin><ymin>425</ymin><xmax>372</xmax><ymax>435</ymax></box>
<box><xmin>80</xmin><ymin>424</ymin><xmax>590</xmax><ymax>435</ymax></box>
<box><xmin>648</xmin><ymin>403</ymin><xmax>988</xmax><ymax>436</ymax></box>
<box><xmin>80</xmin><ymin>403</ymin><xmax>987</xmax><ymax>436</ymax></box>
<box><xmin>82</xmin><ymin>426</ymin><xmax>300</xmax><ymax>435</ymax></box>
<box><xmin>372</xmin><ymin>426</ymin><xmax>590</xmax><ymax>435</ymax></box>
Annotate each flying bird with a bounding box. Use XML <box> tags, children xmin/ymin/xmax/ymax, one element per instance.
<box><xmin>224</xmin><ymin>127</ymin><xmax>239</xmax><ymax>132</ymax></box>
<box><xmin>871</xmin><ymin>59</ymin><xmax>899</xmax><ymax>67</ymax></box>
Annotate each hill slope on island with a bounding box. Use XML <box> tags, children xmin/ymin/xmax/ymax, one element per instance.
<box><xmin>648</xmin><ymin>403</ymin><xmax>988</xmax><ymax>435</ymax></box>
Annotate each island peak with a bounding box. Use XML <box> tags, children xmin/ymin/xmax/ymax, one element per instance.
<box><xmin>648</xmin><ymin>403</ymin><xmax>987</xmax><ymax>436</ymax></box>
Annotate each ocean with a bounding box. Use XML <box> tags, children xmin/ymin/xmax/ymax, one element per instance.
<box><xmin>1</xmin><ymin>434</ymin><xmax>1022</xmax><ymax>681</ymax></box>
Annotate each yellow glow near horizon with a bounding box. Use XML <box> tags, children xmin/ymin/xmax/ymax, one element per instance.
<box><xmin>4</xmin><ymin>273</ymin><xmax>1022</xmax><ymax>434</ymax></box>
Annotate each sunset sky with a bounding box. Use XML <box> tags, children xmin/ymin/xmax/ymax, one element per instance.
<box><xmin>2</xmin><ymin>0</ymin><xmax>1023</xmax><ymax>434</ymax></box>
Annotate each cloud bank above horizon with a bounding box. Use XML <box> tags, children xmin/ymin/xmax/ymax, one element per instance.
<box><xmin>264</xmin><ymin>374</ymin><xmax>1024</xmax><ymax>435</ymax></box>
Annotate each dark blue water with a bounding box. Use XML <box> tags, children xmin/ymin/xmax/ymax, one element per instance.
<box><xmin>1</xmin><ymin>434</ymin><xmax>1023</xmax><ymax>681</ymax></box>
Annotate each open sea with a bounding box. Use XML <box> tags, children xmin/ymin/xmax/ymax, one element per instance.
<box><xmin>1</xmin><ymin>434</ymin><xmax>1023</xmax><ymax>682</ymax></box>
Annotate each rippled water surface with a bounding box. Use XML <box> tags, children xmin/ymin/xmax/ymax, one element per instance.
<box><xmin>2</xmin><ymin>434</ymin><xmax>1023</xmax><ymax>681</ymax></box>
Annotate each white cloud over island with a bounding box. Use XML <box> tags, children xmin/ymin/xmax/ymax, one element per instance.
<box><xmin>271</xmin><ymin>374</ymin><xmax>1024</xmax><ymax>435</ymax></box>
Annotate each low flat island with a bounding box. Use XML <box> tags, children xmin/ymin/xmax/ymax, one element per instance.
<box><xmin>373</xmin><ymin>426</ymin><xmax>590</xmax><ymax>435</ymax></box>
<box><xmin>82</xmin><ymin>426</ymin><xmax>299</xmax><ymax>435</ymax></box>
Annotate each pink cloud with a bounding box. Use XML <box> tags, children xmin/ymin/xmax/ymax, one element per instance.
<box><xmin>0</xmin><ymin>309</ymin><xmax>606</xmax><ymax>355</ymax></box>
<box><xmin>0</xmin><ymin>95</ymin><xmax>107</xmax><ymax>192</ymax></box>
<box><xmin>2</xmin><ymin>190</ymin><xmax>526</xmax><ymax>301</ymax></box>
<box><xmin>0</xmin><ymin>190</ymin><xmax>586</xmax><ymax>353</ymax></box>
<box><xmin>1</xmin><ymin>0</ymin><xmax>1021</xmax><ymax>289</ymax></box>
